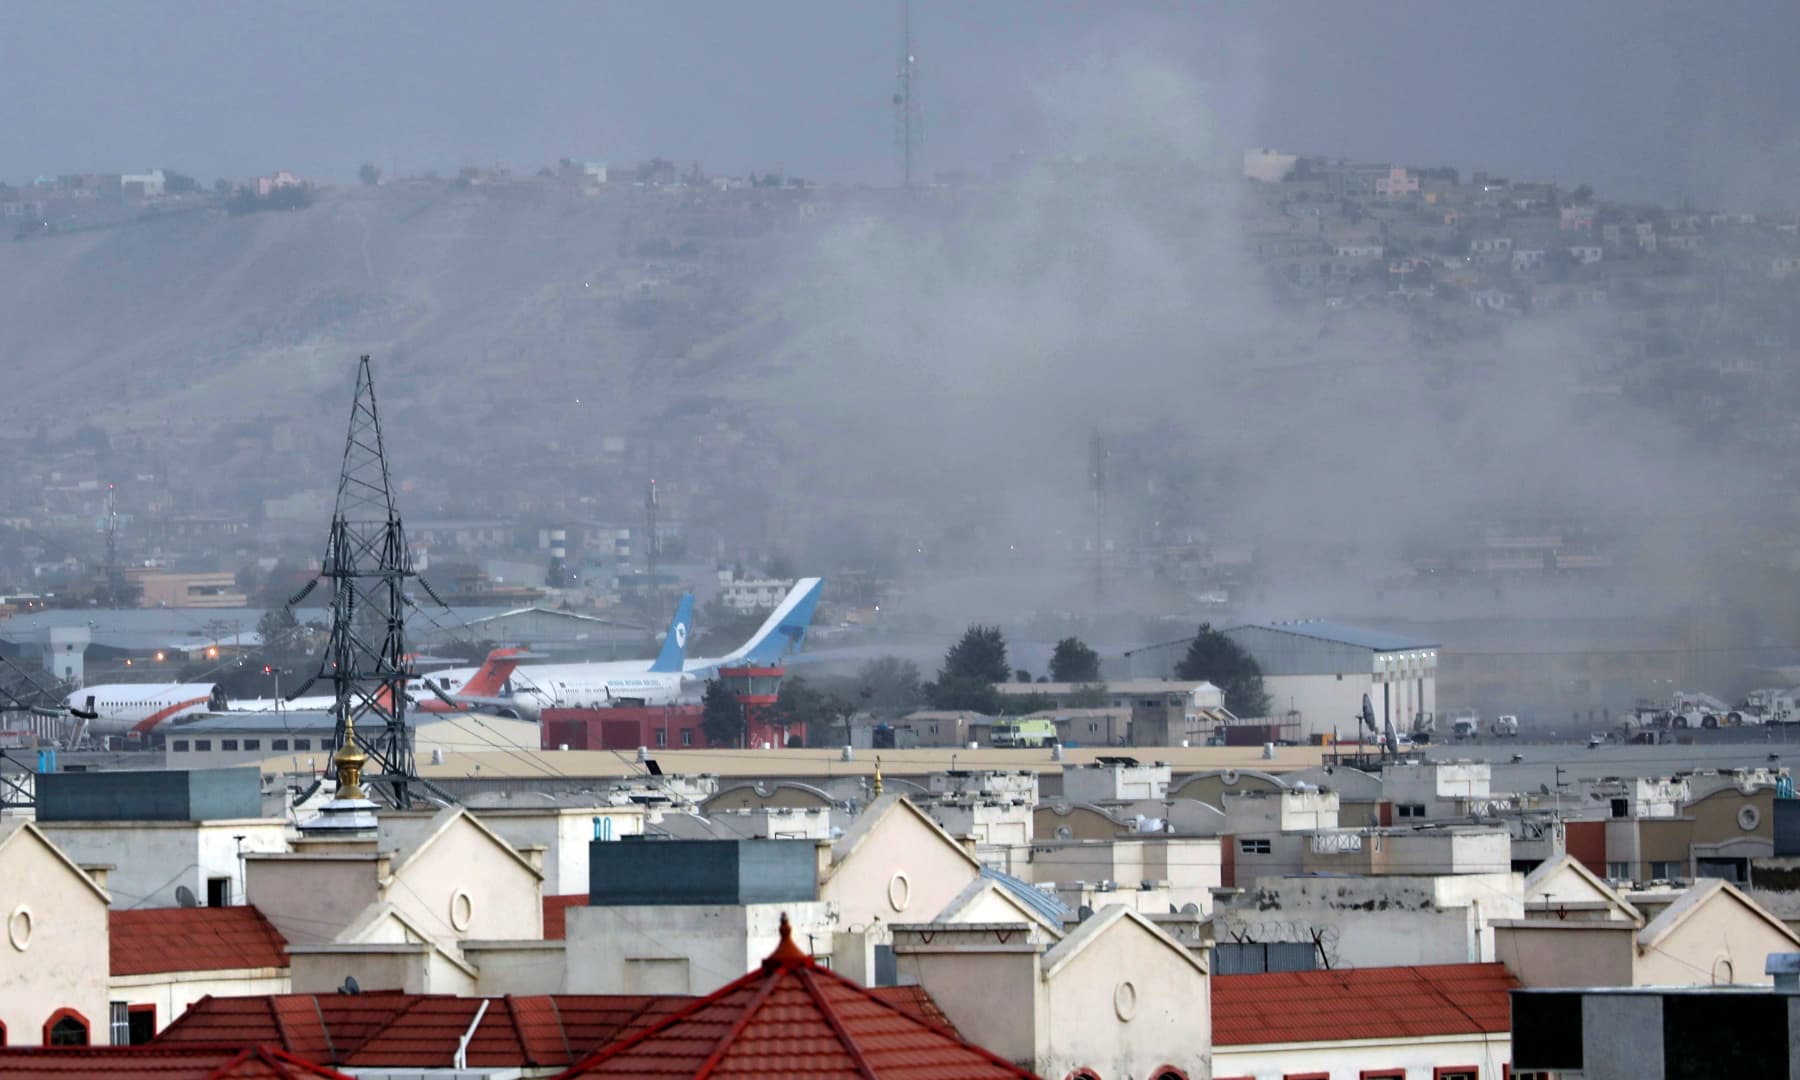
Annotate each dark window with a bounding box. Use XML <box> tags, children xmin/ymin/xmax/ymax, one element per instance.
<box><xmin>194</xmin><ymin>740</ymin><xmax>211</xmax><ymax>751</ymax></box>
<box><xmin>272</xmin><ymin>739</ymin><xmax>288</xmax><ymax>751</ymax></box>
<box><xmin>221</xmin><ymin>740</ymin><xmax>238</xmax><ymax>751</ymax></box>
<box><xmin>1610</xmin><ymin>798</ymin><xmax>1629</xmax><ymax>818</ymax></box>
<box><xmin>294</xmin><ymin>739</ymin><xmax>311</xmax><ymax>751</ymax></box>
<box><xmin>655</xmin><ymin>729</ymin><xmax>668</xmax><ymax>747</ymax></box>
<box><xmin>172</xmin><ymin>740</ymin><xmax>189</xmax><ymax>752</ymax></box>
<box><xmin>242</xmin><ymin>739</ymin><xmax>259</xmax><ymax>751</ymax></box>
<box><xmin>206</xmin><ymin>877</ymin><xmax>230</xmax><ymax>907</ymax></box>
<box><xmin>127</xmin><ymin>1006</ymin><xmax>155</xmax><ymax>1045</ymax></box>
<box><xmin>1397</xmin><ymin>803</ymin><xmax>1427</xmax><ymax>818</ymax></box>
<box><xmin>1433</xmin><ymin>1070</ymin><xmax>1477</xmax><ymax>1080</ymax></box>
<box><xmin>44</xmin><ymin>1010</ymin><xmax>88</xmax><ymax>1046</ymax></box>
<box><xmin>1666</xmin><ymin>992</ymin><xmax>1788</xmax><ymax>1077</ymax></box>
<box><xmin>681</xmin><ymin>729</ymin><xmax>693</xmax><ymax>747</ymax></box>
<box><xmin>109</xmin><ymin>1003</ymin><xmax>128</xmax><ymax>1046</ymax></box>
<box><xmin>1239</xmin><ymin>838</ymin><xmax>1271</xmax><ymax>855</ymax></box>
<box><xmin>1361</xmin><ymin>1072</ymin><xmax>1405</xmax><ymax>1080</ymax></box>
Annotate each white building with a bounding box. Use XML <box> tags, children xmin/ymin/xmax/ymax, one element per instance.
<box><xmin>1224</xmin><ymin>621</ymin><xmax>1440</xmax><ymax>741</ymax></box>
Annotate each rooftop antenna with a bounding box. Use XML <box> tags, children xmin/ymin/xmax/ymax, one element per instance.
<box><xmin>894</xmin><ymin>0</ymin><xmax>920</xmax><ymax>189</ymax></box>
<box><xmin>314</xmin><ymin>356</ymin><xmax>421</xmax><ymax>808</ymax></box>
<box><xmin>102</xmin><ymin>483</ymin><xmax>125</xmax><ymax>606</ymax></box>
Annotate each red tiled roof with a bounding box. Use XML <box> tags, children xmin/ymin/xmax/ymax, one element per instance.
<box><xmin>544</xmin><ymin>894</ymin><xmax>588</xmax><ymax>940</ymax></box>
<box><xmin>1211</xmin><ymin>963</ymin><xmax>1519</xmax><ymax>1046</ymax></box>
<box><xmin>158</xmin><ymin>994</ymin><xmax>690</xmax><ymax>1069</ymax></box>
<box><xmin>553</xmin><ymin>915</ymin><xmax>1040</xmax><ymax>1079</ymax></box>
<box><xmin>111</xmin><ymin>907</ymin><xmax>290</xmax><ymax>977</ymax></box>
<box><xmin>0</xmin><ymin>1045</ymin><xmax>349</xmax><ymax>1079</ymax></box>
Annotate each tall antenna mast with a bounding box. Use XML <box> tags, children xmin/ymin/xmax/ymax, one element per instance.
<box><xmin>102</xmin><ymin>483</ymin><xmax>123</xmax><ymax>606</ymax></box>
<box><xmin>1089</xmin><ymin>430</ymin><xmax>1108</xmax><ymax>613</ymax></box>
<box><xmin>894</xmin><ymin>0</ymin><xmax>920</xmax><ymax>189</ymax></box>
<box><xmin>316</xmin><ymin>355</ymin><xmax>419</xmax><ymax>808</ymax></box>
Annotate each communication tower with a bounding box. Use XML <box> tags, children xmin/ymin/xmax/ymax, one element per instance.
<box><xmin>893</xmin><ymin>0</ymin><xmax>920</xmax><ymax>188</ymax></box>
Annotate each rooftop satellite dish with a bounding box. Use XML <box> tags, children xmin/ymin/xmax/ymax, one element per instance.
<box><xmin>1180</xmin><ymin>902</ymin><xmax>1201</xmax><ymax>915</ymax></box>
<box><xmin>1077</xmin><ymin>905</ymin><xmax>1095</xmax><ymax>921</ymax></box>
<box><xmin>339</xmin><ymin>975</ymin><xmax>361</xmax><ymax>996</ymax></box>
<box><xmin>175</xmin><ymin>885</ymin><xmax>198</xmax><ymax>908</ymax></box>
<box><xmin>1056</xmin><ymin>825</ymin><xmax>1074</xmax><ymax>841</ymax></box>
<box><xmin>1539</xmin><ymin>783</ymin><xmax>1552</xmax><ymax>796</ymax></box>
<box><xmin>1360</xmin><ymin>694</ymin><xmax>1377</xmax><ymax>734</ymax></box>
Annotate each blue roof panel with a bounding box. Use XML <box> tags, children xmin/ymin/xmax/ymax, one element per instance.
<box><xmin>981</xmin><ymin>865</ymin><xmax>1073</xmax><ymax>923</ymax></box>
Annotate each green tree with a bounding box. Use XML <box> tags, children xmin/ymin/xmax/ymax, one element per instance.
<box><xmin>927</xmin><ymin>675</ymin><xmax>1000</xmax><ymax>714</ymax></box>
<box><xmin>700</xmin><ymin>679</ymin><xmax>744</xmax><ymax>748</ymax></box>
<box><xmin>941</xmin><ymin>625</ymin><xmax>1009</xmax><ymax>684</ymax></box>
<box><xmin>772</xmin><ymin>675</ymin><xmax>853</xmax><ymax>748</ymax></box>
<box><xmin>1014</xmin><ymin>669</ymin><xmax>1033</xmax><ymax>684</ymax></box>
<box><xmin>1174</xmin><ymin>623</ymin><xmax>1271</xmax><ymax>718</ymax></box>
<box><xmin>1068</xmin><ymin>683</ymin><xmax>1110</xmax><ymax>709</ymax></box>
<box><xmin>256</xmin><ymin>605</ymin><xmax>300</xmax><ymax>651</ymax></box>
<box><xmin>1049</xmin><ymin>637</ymin><xmax>1101</xmax><ymax>683</ymax></box>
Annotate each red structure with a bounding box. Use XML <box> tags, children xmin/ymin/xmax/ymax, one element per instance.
<box><xmin>717</xmin><ymin>665</ymin><xmax>791</xmax><ymax>748</ymax></box>
<box><xmin>542</xmin><ymin>706</ymin><xmax>707</xmax><ymax>751</ymax></box>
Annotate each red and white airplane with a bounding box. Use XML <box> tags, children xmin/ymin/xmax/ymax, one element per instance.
<box><xmin>69</xmin><ymin>648</ymin><xmax>525</xmax><ymax>738</ymax></box>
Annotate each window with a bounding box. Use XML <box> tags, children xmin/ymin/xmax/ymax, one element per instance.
<box><xmin>680</xmin><ymin>729</ymin><xmax>693</xmax><ymax>747</ymax></box>
<box><xmin>172</xmin><ymin>740</ymin><xmax>189</xmax><ymax>752</ymax></box>
<box><xmin>294</xmin><ymin>739</ymin><xmax>311</xmax><ymax>751</ymax></box>
<box><xmin>1284</xmin><ymin>1074</ymin><xmax>1330</xmax><ymax>1080</ymax></box>
<box><xmin>221</xmin><ymin>740</ymin><xmax>238</xmax><ymax>751</ymax></box>
<box><xmin>655</xmin><ymin>729</ymin><xmax>668</xmax><ymax>747</ymax></box>
<box><xmin>272</xmin><ymin>739</ymin><xmax>288</xmax><ymax>751</ymax></box>
<box><xmin>1152</xmin><ymin>1070</ymin><xmax>1190</xmax><ymax>1080</ymax></box>
<box><xmin>127</xmin><ymin>1005</ymin><xmax>155</xmax><ymax>1045</ymax></box>
<box><xmin>1088</xmin><ymin>722</ymin><xmax>1099</xmax><ymax>733</ymax></box>
<box><xmin>1651</xmin><ymin>860</ymin><xmax>1684</xmax><ymax>880</ymax></box>
<box><xmin>1606</xmin><ymin>862</ymin><xmax>1632</xmax><ymax>881</ymax></box>
<box><xmin>1239</xmin><ymin>838</ymin><xmax>1272</xmax><ymax>855</ymax></box>
<box><xmin>44</xmin><ymin>1009</ymin><xmax>88</xmax><ymax>1046</ymax></box>
<box><xmin>194</xmin><ymin>740</ymin><xmax>211</xmax><ymax>751</ymax></box>
<box><xmin>1435</xmin><ymin>1070</ymin><xmax>1478</xmax><ymax>1080</ymax></box>
<box><xmin>1397</xmin><ymin>803</ymin><xmax>1427</xmax><ymax>818</ymax></box>
<box><xmin>242</xmin><ymin>739</ymin><xmax>259</xmax><ymax>751</ymax></box>
<box><xmin>1610</xmin><ymin>797</ymin><xmax>1628</xmax><ymax>818</ymax></box>
<box><xmin>206</xmin><ymin>877</ymin><xmax>230</xmax><ymax>907</ymax></box>
<box><xmin>1361</xmin><ymin>1072</ymin><xmax>1405</xmax><ymax>1080</ymax></box>
<box><xmin>109</xmin><ymin>1003</ymin><xmax>128</xmax><ymax>1046</ymax></box>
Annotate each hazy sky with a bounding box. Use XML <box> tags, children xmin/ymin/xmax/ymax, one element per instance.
<box><xmin>3</xmin><ymin>1</ymin><xmax>1797</xmax><ymax>209</ymax></box>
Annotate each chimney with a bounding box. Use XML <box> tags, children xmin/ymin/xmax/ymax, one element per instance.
<box><xmin>80</xmin><ymin>864</ymin><xmax>112</xmax><ymax>890</ymax></box>
<box><xmin>1767</xmin><ymin>953</ymin><xmax>1800</xmax><ymax>990</ymax></box>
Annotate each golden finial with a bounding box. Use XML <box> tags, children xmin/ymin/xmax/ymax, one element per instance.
<box><xmin>334</xmin><ymin>710</ymin><xmax>368</xmax><ymax>801</ymax></box>
<box><xmin>872</xmin><ymin>756</ymin><xmax>883</xmax><ymax>798</ymax></box>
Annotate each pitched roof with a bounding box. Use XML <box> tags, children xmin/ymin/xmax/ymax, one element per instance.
<box><xmin>1637</xmin><ymin>878</ymin><xmax>1800</xmax><ymax>951</ymax></box>
<box><xmin>827</xmin><ymin>794</ymin><xmax>982</xmax><ymax>877</ymax></box>
<box><xmin>0</xmin><ymin>1045</ymin><xmax>349</xmax><ymax>1079</ymax></box>
<box><xmin>111</xmin><ymin>906</ymin><xmax>290</xmax><ymax>977</ymax></box>
<box><xmin>0</xmin><ymin>820</ymin><xmax>111</xmax><ymax>905</ymax></box>
<box><xmin>1230</xmin><ymin>620</ymin><xmax>1438</xmax><ymax>652</ymax></box>
<box><xmin>544</xmin><ymin>894</ymin><xmax>588</xmax><ymax>940</ymax></box>
<box><xmin>1522</xmin><ymin>854</ymin><xmax>1642</xmax><ymax>923</ymax></box>
<box><xmin>554</xmin><ymin>915</ymin><xmax>1040</xmax><ymax>1079</ymax></box>
<box><xmin>1212</xmin><ymin>963</ymin><xmax>1519</xmax><ymax>1046</ymax></box>
<box><xmin>1041</xmin><ymin>904</ymin><xmax>1206</xmax><ymax>981</ymax></box>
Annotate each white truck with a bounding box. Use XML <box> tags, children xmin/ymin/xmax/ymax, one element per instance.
<box><xmin>1736</xmin><ymin>689</ymin><xmax>1799</xmax><ymax>725</ymax></box>
<box><xmin>1489</xmin><ymin>714</ymin><xmax>1520</xmax><ymax>737</ymax></box>
<box><xmin>1448</xmin><ymin>707</ymin><xmax>1481</xmax><ymax>740</ymax></box>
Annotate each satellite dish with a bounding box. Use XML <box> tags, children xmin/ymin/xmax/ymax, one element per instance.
<box><xmin>1539</xmin><ymin>783</ymin><xmax>1552</xmax><ymax>796</ymax></box>
<box><xmin>338</xmin><ymin>975</ymin><xmax>361</xmax><ymax>996</ymax></box>
<box><xmin>1077</xmin><ymin>905</ymin><xmax>1095</xmax><ymax>921</ymax></box>
<box><xmin>1361</xmin><ymin>694</ymin><xmax>1378</xmax><ymax>734</ymax></box>
<box><xmin>1056</xmin><ymin>825</ymin><xmax>1074</xmax><ymax>840</ymax></box>
<box><xmin>1180</xmin><ymin>902</ymin><xmax>1201</xmax><ymax>915</ymax></box>
<box><xmin>175</xmin><ymin>885</ymin><xmax>198</xmax><ymax>908</ymax></box>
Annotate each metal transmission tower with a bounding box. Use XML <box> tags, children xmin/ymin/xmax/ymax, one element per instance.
<box><xmin>100</xmin><ymin>483</ymin><xmax>125</xmax><ymax>606</ymax></box>
<box><xmin>893</xmin><ymin>0</ymin><xmax>920</xmax><ymax>188</ymax></box>
<box><xmin>314</xmin><ymin>355</ymin><xmax>420</xmax><ymax>808</ymax></box>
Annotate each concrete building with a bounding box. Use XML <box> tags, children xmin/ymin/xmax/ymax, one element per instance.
<box><xmin>1224</xmin><ymin>620</ymin><xmax>1440</xmax><ymax>740</ymax></box>
<box><xmin>0</xmin><ymin>821</ymin><xmax>112</xmax><ymax>1045</ymax></box>
<box><xmin>1494</xmin><ymin>877</ymin><xmax>1800</xmax><ymax>988</ymax></box>
<box><xmin>894</xmin><ymin>906</ymin><xmax>1210</xmax><ymax>1080</ymax></box>
<box><xmin>35</xmin><ymin>768</ymin><xmax>288</xmax><ymax>909</ymax></box>
<box><xmin>126</xmin><ymin>570</ymin><xmax>248</xmax><ymax>609</ymax></box>
<box><xmin>1512</xmin><ymin>983</ymin><xmax>1800</xmax><ymax>1079</ymax></box>
<box><xmin>1061</xmin><ymin>759</ymin><xmax>1172</xmax><ymax>804</ymax></box>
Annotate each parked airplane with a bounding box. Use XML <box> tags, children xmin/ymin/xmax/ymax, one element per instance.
<box><xmin>458</xmin><ymin>580</ymin><xmax>821</xmax><ymax>720</ymax></box>
<box><xmin>229</xmin><ymin>647</ymin><xmax>527</xmax><ymax>716</ymax></box>
<box><xmin>65</xmin><ymin>682</ymin><xmax>227</xmax><ymax>738</ymax></box>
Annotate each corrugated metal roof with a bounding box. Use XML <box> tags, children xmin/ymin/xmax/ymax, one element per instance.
<box><xmin>1231</xmin><ymin>620</ymin><xmax>1439</xmax><ymax>652</ymax></box>
<box><xmin>981</xmin><ymin>866</ymin><xmax>1073</xmax><ymax>924</ymax></box>
<box><xmin>165</xmin><ymin>711</ymin><xmax>337</xmax><ymax>734</ymax></box>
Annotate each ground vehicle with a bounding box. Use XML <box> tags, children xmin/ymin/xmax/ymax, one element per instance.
<box><xmin>1490</xmin><ymin>714</ymin><xmax>1520</xmax><ymax>737</ymax></box>
<box><xmin>1448</xmin><ymin>707</ymin><xmax>1480</xmax><ymax>740</ymax></box>
<box><xmin>1736</xmin><ymin>689</ymin><xmax>1799</xmax><ymax>725</ymax></box>
<box><xmin>990</xmin><ymin>718</ymin><xmax>1057</xmax><ymax>748</ymax></box>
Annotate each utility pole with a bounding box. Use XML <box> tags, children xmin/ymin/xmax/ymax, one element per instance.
<box><xmin>894</xmin><ymin>0</ymin><xmax>919</xmax><ymax>189</ymax></box>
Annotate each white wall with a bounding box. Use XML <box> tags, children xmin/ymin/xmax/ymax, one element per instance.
<box><xmin>0</xmin><ymin>827</ymin><xmax>110</xmax><ymax>1045</ymax></box>
<box><xmin>37</xmin><ymin>820</ymin><xmax>288</xmax><ymax>910</ymax></box>
<box><xmin>109</xmin><ymin>970</ymin><xmax>290</xmax><ymax>1036</ymax></box>
<box><xmin>563</xmin><ymin>902</ymin><xmax>836</xmax><ymax>994</ymax></box>
<box><xmin>1214</xmin><ymin>1032</ymin><xmax>1511</xmax><ymax>1080</ymax></box>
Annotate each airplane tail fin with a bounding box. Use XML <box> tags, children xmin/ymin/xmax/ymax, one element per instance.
<box><xmin>462</xmin><ymin>647</ymin><xmax>526</xmax><ymax>697</ymax></box>
<box><xmin>732</xmin><ymin>577</ymin><xmax>824</xmax><ymax>666</ymax></box>
<box><xmin>649</xmin><ymin>595</ymin><xmax>696</xmax><ymax>673</ymax></box>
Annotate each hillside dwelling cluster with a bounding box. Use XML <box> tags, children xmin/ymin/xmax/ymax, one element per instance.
<box><xmin>3</xmin><ymin>727</ymin><xmax>1800</xmax><ymax>1079</ymax></box>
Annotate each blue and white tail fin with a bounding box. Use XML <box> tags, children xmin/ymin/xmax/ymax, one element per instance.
<box><xmin>690</xmin><ymin>578</ymin><xmax>824</xmax><ymax>676</ymax></box>
<box><xmin>649</xmin><ymin>594</ymin><xmax>696</xmax><ymax>673</ymax></box>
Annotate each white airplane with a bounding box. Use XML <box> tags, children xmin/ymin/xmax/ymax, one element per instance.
<box><xmin>229</xmin><ymin>647</ymin><xmax>527</xmax><ymax>716</ymax></box>
<box><xmin>455</xmin><ymin>579</ymin><xmax>823</xmax><ymax>721</ymax></box>
<box><xmin>65</xmin><ymin>682</ymin><xmax>226</xmax><ymax>738</ymax></box>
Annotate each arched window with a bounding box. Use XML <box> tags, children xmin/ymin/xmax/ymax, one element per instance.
<box><xmin>44</xmin><ymin>1009</ymin><xmax>89</xmax><ymax>1046</ymax></box>
<box><xmin>1064</xmin><ymin>1071</ymin><xmax>1104</xmax><ymax>1080</ymax></box>
<box><xmin>1153</xmin><ymin>1070</ymin><xmax>1190</xmax><ymax>1080</ymax></box>
<box><xmin>0</xmin><ymin>1019</ymin><xmax>8</xmax><ymax>1045</ymax></box>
